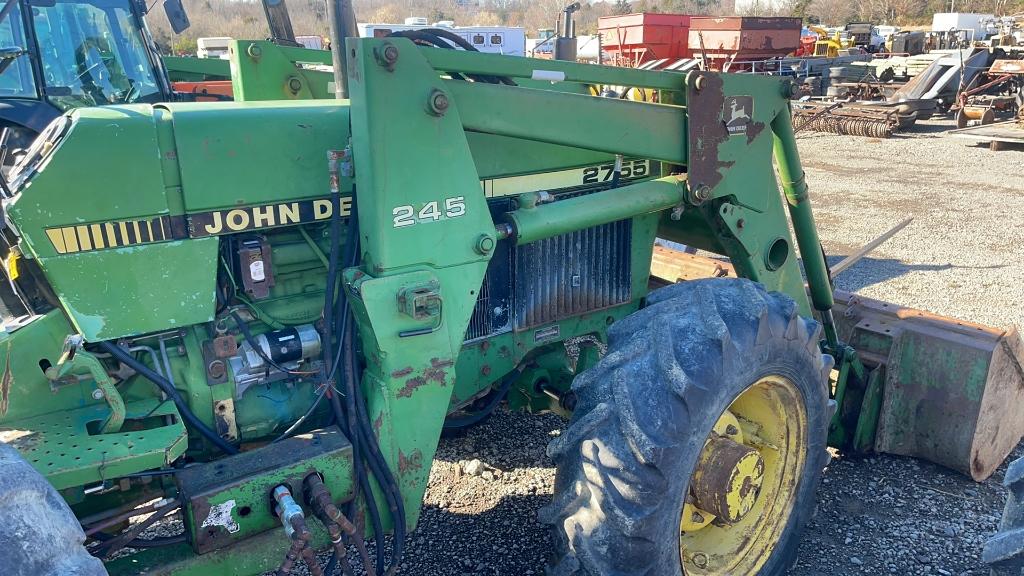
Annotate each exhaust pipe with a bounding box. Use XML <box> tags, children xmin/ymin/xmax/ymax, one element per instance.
<box><xmin>326</xmin><ymin>0</ymin><xmax>357</xmax><ymax>98</ymax></box>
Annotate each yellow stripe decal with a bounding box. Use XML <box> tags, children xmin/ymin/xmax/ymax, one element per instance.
<box><xmin>90</xmin><ymin>224</ymin><xmax>105</xmax><ymax>249</ymax></box>
<box><xmin>45</xmin><ymin>229</ymin><xmax>66</xmax><ymax>254</ymax></box>
<box><xmin>61</xmin><ymin>228</ymin><xmax>79</xmax><ymax>253</ymax></box>
<box><xmin>105</xmin><ymin>223</ymin><xmax>118</xmax><ymax>247</ymax></box>
<box><xmin>75</xmin><ymin>226</ymin><xmax>92</xmax><ymax>251</ymax></box>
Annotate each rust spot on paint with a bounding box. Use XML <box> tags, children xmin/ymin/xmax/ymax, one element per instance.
<box><xmin>481</xmin><ymin>365</ymin><xmax>491</xmax><ymax>376</ymax></box>
<box><xmin>424</xmin><ymin>367</ymin><xmax>447</xmax><ymax>385</ymax></box>
<box><xmin>687</xmin><ymin>71</ymin><xmax>734</xmax><ymax>191</ymax></box>
<box><xmin>396</xmin><ymin>376</ymin><xmax>426</xmax><ymax>398</ymax></box>
<box><xmin>373</xmin><ymin>413</ymin><xmax>383</xmax><ymax>436</ymax></box>
<box><xmin>430</xmin><ymin>357</ymin><xmax>454</xmax><ymax>368</ymax></box>
<box><xmin>745</xmin><ymin>120</ymin><xmax>766</xmax><ymax>145</ymax></box>
<box><xmin>397</xmin><ymin>449</ymin><xmax>424</xmax><ymax>476</ymax></box>
<box><xmin>391</xmin><ymin>367</ymin><xmax>413</xmax><ymax>378</ymax></box>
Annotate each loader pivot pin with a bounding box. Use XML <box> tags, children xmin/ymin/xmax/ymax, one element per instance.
<box><xmin>691</xmin><ymin>436</ymin><xmax>765</xmax><ymax>523</ymax></box>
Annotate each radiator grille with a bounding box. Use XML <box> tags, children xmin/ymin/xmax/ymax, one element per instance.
<box><xmin>464</xmin><ymin>199</ymin><xmax>514</xmax><ymax>342</ymax></box>
<box><xmin>514</xmin><ymin>218</ymin><xmax>632</xmax><ymax>330</ymax></box>
<box><xmin>463</xmin><ymin>190</ymin><xmax>635</xmax><ymax>342</ymax></box>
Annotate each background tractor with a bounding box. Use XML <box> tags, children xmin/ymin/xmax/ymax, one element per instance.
<box><xmin>0</xmin><ymin>5</ymin><xmax>1022</xmax><ymax>575</ymax></box>
<box><xmin>0</xmin><ymin>0</ymin><xmax>179</xmax><ymax>167</ymax></box>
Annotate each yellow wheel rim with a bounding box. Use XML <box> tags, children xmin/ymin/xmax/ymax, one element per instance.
<box><xmin>679</xmin><ymin>375</ymin><xmax>807</xmax><ymax>575</ymax></box>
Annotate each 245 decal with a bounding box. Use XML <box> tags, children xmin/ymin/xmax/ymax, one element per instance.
<box><xmin>393</xmin><ymin>196</ymin><xmax>466</xmax><ymax>228</ymax></box>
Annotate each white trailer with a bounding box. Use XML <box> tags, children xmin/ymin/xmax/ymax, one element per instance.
<box><xmin>931</xmin><ymin>13</ymin><xmax>996</xmax><ymax>40</ymax></box>
<box><xmin>197</xmin><ymin>37</ymin><xmax>232</xmax><ymax>59</ymax></box>
<box><xmin>358</xmin><ymin>23</ymin><xmax>527</xmax><ymax>56</ymax></box>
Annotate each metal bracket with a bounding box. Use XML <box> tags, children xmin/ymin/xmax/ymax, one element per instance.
<box><xmin>48</xmin><ymin>337</ymin><xmax>125</xmax><ymax>434</ymax></box>
<box><xmin>396</xmin><ymin>281</ymin><xmax>444</xmax><ymax>338</ymax></box>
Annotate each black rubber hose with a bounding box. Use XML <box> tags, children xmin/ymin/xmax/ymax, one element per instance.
<box><xmin>347</xmin><ymin>314</ymin><xmax>406</xmax><ymax>575</ymax></box>
<box><xmin>386</xmin><ymin>29</ymin><xmax>514</xmax><ymax>86</ymax></box>
<box><xmin>320</xmin><ymin>197</ymin><xmax>385</xmax><ymax>575</ymax></box>
<box><xmin>96</xmin><ymin>341</ymin><xmax>239</xmax><ymax>455</ymax></box>
<box><xmin>417</xmin><ymin>28</ymin><xmax>517</xmax><ymax>86</ymax></box>
<box><xmin>385</xmin><ymin>30</ymin><xmax>471</xmax><ymax>82</ymax></box>
<box><xmin>442</xmin><ymin>365</ymin><xmax>525</xmax><ymax>429</ymax></box>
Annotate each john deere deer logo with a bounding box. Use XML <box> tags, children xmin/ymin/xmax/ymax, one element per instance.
<box><xmin>724</xmin><ymin>96</ymin><xmax>753</xmax><ymax>136</ymax></box>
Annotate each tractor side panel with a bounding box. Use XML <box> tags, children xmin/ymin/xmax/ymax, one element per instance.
<box><xmin>169</xmin><ymin>101</ymin><xmax>352</xmax><ymax>211</ymax></box>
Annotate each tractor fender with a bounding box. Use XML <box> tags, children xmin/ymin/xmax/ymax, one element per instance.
<box><xmin>0</xmin><ymin>441</ymin><xmax>107</xmax><ymax>576</ymax></box>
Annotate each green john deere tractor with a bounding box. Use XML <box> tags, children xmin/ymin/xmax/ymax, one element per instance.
<box><xmin>0</xmin><ymin>18</ymin><xmax>1022</xmax><ymax>576</ymax></box>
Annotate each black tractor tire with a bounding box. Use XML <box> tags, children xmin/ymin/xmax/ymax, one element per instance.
<box><xmin>0</xmin><ymin>442</ymin><xmax>107</xmax><ymax>575</ymax></box>
<box><xmin>541</xmin><ymin>278</ymin><xmax>832</xmax><ymax>576</ymax></box>
<box><xmin>984</xmin><ymin>455</ymin><xmax>1024</xmax><ymax>575</ymax></box>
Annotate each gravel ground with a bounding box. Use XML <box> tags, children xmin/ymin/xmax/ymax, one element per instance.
<box><xmin>168</xmin><ymin>116</ymin><xmax>1024</xmax><ymax>576</ymax></box>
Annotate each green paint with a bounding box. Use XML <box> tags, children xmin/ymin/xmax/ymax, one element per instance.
<box><xmin>0</xmin><ymin>37</ymin><xmax>857</xmax><ymax>573</ymax></box>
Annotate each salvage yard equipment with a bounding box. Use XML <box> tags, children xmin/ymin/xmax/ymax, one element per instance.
<box><xmin>792</xmin><ymin>100</ymin><xmax>900</xmax><ymax>137</ymax></box>
<box><xmin>792</xmin><ymin>97</ymin><xmax>937</xmax><ymax>137</ymax></box>
<box><xmin>1</xmin><ymin>14</ymin><xmax>1023</xmax><ymax>576</ymax></box>
<box><xmin>950</xmin><ymin>104</ymin><xmax>1024</xmax><ymax>149</ymax></box>
<box><xmin>953</xmin><ymin>58</ymin><xmax>1024</xmax><ymax>128</ymax></box>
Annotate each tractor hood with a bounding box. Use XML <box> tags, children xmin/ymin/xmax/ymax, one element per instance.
<box><xmin>4</xmin><ymin>100</ymin><xmax>351</xmax><ymax>341</ymax></box>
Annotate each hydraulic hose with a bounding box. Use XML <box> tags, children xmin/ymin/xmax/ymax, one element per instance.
<box><xmin>346</xmin><ymin>312</ymin><xmax>406</xmax><ymax>575</ymax></box>
<box><xmin>96</xmin><ymin>341</ymin><xmax>239</xmax><ymax>455</ymax></box>
<box><xmin>319</xmin><ymin>193</ymin><xmax>388</xmax><ymax>575</ymax></box>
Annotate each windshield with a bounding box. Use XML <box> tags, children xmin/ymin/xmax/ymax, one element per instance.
<box><xmin>30</xmin><ymin>0</ymin><xmax>160</xmax><ymax>111</ymax></box>
<box><xmin>0</xmin><ymin>0</ymin><xmax>36</xmax><ymax>98</ymax></box>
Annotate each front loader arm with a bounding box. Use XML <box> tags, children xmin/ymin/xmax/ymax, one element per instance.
<box><xmin>342</xmin><ymin>37</ymin><xmax>834</xmax><ymax>531</ymax></box>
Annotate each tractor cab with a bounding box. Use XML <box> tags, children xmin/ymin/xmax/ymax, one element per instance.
<box><xmin>0</xmin><ymin>0</ymin><xmax>175</xmax><ymax>161</ymax></box>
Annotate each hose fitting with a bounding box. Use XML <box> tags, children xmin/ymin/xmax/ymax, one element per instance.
<box><xmin>273</xmin><ymin>485</ymin><xmax>322</xmax><ymax>576</ymax></box>
<box><xmin>304</xmin><ymin>474</ymin><xmax>374</xmax><ymax>576</ymax></box>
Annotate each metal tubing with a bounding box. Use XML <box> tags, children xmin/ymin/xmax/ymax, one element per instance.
<box><xmin>770</xmin><ymin>110</ymin><xmax>833</xmax><ymax>311</ymax></box>
<box><xmin>327</xmin><ymin>0</ymin><xmax>356</xmax><ymax>98</ymax></box>
<box><xmin>770</xmin><ymin>109</ymin><xmax>838</xmax><ymax>346</ymax></box>
<box><xmin>505</xmin><ymin>177</ymin><xmax>685</xmax><ymax>245</ymax></box>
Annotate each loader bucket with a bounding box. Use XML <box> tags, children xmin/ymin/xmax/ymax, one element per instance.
<box><xmin>650</xmin><ymin>247</ymin><xmax>1024</xmax><ymax>481</ymax></box>
<box><xmin>832</xmin><ymin>291</ymin><xmax>1024</xmax><ymax>481</ymax></box>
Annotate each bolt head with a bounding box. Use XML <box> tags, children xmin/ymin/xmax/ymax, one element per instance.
<box><xmin>246</xmin><ymin>43</ymin><xmax>262</xmax><ymax>59</ymax></box>
<box><xmin>383</xmin><ymin>44</ymin><xmax>399</xmax><ymax>64</ymax></box>
<box><xmin>428</xmin><ymin>89</ymin><xmax>450</xmax><ymax>116</ymax></box>
<box><xmin>475</xmin><ymin>234</ymin><xmax>495</xmax><ymax>255</ymax></box>
<box><xmin>91</xmin><ymin>388</ymin><xmax>104</xmax><ymax>400</ymax></box>
<box><xmin>288</xmin><ymin>77</ymin><xmax>302</xmax><ymax>93</ymax></box>
<box><xmin>694</xmin><ymin>75</ymin><xmax>706</xmax><ymax>92</ymax></box>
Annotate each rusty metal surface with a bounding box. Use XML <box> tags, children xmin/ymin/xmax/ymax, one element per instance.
<box><xmin>792</xmin><ymin>101</ymin><xmax>898</xmax><ymax>138</ymax></box>
<box><xmin>177</xmin><ymin>427</ymin><xmax>353</xmax><ymax>554</ymax></box>
<box><xmin>990</xmin><ymin>60</ymin><xmax>1024</xmax><ymax>75</ymax></box>
<box><xmin>685</xmin><ymin>71</ymin><xmax>731</xmax><ymax>192</ymax></box>
<box><xmin>831</xmin><ymin>290</ymin><xmax>1024</xmax><ymax>481</ymax></box>
<box><xmin>688</xmin><ymin>17</ymin><xmax>801</xmax><ymax>60</ymax></box>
